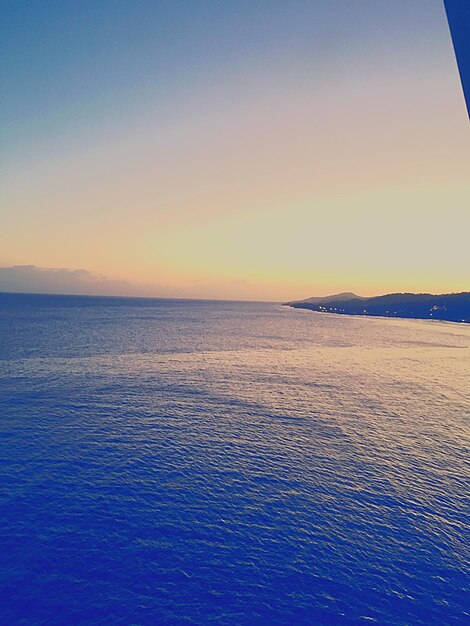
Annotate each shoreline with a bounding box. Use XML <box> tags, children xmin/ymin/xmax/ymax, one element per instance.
<box><xmin>284</xmin><ymin>303</ymin><xmax>470</xmax><ymax>325</ymax></box>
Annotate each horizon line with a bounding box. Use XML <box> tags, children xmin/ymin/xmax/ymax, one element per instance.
<box><xmin>0</xmin><ymin>290</ymin><xmax>278</xmax><ymax>305</ymax></box>
<box><xmin>1</xmin><ymin>289</ymin><xmax>468</xmax><ymax>303</ymax></box>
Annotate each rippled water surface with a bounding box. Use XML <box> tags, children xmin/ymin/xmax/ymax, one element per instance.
<box><xmin>1</xmin><ymin>293</ymin><xmax>469</xmax><ymax>625</ymax></box>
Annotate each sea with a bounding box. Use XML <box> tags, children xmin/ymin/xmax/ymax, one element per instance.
<box><xmin>0</xmin><ymin>292</ymin><xmax>468</xmax><ymax>625</ymax></box>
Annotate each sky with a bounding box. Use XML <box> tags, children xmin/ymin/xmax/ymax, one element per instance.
<box><xmin>1</xmin><ymin>0</ymin><xmax>469</xmax><ymax>301</ymax></box>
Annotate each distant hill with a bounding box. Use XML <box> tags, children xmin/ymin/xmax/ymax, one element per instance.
<box><xmin>290</xmin><ymin>292</ymin><xmax>365</xmax><ymax>305</ymax></box>
<box><xmin>286</xmin><ymin>292</ymin><xmax>470</xmax><ymax>323</ymax></box>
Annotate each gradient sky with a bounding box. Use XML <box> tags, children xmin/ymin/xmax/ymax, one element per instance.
<box><xmin>1</xmin><ymin>0</ymin><xmax>469</xmax><ymax>301</ymax></box>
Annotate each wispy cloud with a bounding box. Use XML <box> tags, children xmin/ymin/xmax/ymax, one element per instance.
<box><xmin>0</xmin><ymin>265</ymin><xmax>149</xmax><ymax>297</ymax></box>
<box><xmin>0</xmin><ymin>265</ymin><xmax>260</xmax><ymax>300</ymax></box>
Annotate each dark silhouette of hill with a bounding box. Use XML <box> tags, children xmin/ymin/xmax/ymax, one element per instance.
<box><xmin>286</xmin><ymin>292</ymin><xmax>470</xmax><ymax>323</ymax></box>
<box><xmin>294</xmin><ymin>292</ymin><xmax>365</xmax><ymax>305</ymax></box>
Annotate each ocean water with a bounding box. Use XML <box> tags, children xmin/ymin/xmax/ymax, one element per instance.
<box><xmin>0</xmin><ymin>293</ymin><xmax>468</xmax><ymax>625</ymax></box>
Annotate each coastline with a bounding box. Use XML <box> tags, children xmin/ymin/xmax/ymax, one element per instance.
<box><xmin>284</xmin><ymin>303</ymin><xmax>470</xmax><ymax>325</ymax></box>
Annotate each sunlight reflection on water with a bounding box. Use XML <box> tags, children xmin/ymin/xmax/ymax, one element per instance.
<box><xmin>0</xmin><ymin>295</ymin><xmax>469</xmax><ymax>624</ymax></box>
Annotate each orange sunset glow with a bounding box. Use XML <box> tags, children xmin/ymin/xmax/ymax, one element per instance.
<box><xmin>1</xmin><ymin>1</ymin><xmax>468</xmax><ymax>300</ymax></box>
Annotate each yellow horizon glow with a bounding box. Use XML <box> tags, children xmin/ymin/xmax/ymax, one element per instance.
<box><xmin>1</xmin><ymin>33</ymin><xmax>469</xmax><ymax>301</ymax></box>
